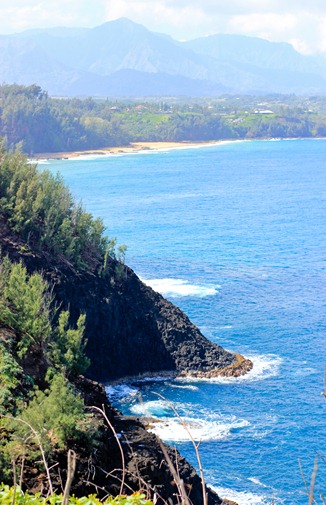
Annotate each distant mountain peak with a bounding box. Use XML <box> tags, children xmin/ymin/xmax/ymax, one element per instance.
<box><xmin>1</xmin><ymin>19</ymin><xmax>326</xmax><ymax>96</ymax></box>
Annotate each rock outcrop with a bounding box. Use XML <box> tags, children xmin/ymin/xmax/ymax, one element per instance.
<box><xmin>0</xmin><ymin>218</ymin><xmax>251</xmax><ymax>504</ymax></box>
<box><xmin>70</xmin><ymin>376</ymin><xmax>222</xmax><ymax>505</ymax></box>
<box><xmin>0</xmin><ymin>218</ymin><xmax>252</xmax><ymax>382</ymax></box>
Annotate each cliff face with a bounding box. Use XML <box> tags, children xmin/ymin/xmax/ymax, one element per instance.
<box><xmin>0</xmin><ymin>218</ymin><xmax>239</xmax><ymax>504</ymax></box>
<box><xmin>71</xmin><ymin>376</ymin><xmax>222</xmax><ymax>505</ymax></box>
<box><xmin>56</xmin><ymin>265</ymin><xmax>238</xmax><ymax>382</ymax></box>
<box><xmin>0</xmin><ymin>219</ymin><xmax>240</xmax><ymax>382</ymax></box>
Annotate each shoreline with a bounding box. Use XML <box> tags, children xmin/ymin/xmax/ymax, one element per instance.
<box><xmin>32</xmin><ymin>140</ymin><xmax>236</xmax><ymax>160</ymax></box>
<box><xmin>31</xmin><ymin>137</ymin><xmax>326</xmax><ymax>161</ymax></box>
<box><xmin>104</xmin><ymin>353</ymin><xmax>253</xmax><ymax>387</ymax></box>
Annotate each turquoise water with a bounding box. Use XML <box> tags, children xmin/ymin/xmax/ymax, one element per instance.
<box><xmin>44</xmin><ymin>139</ymin><xmax>326</xmax><ymax>505</ymax></box>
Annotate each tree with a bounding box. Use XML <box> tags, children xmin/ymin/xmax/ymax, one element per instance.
<box><xmin>50</xmin><ymin>311</ymin><xmax>90</xmax><ymax>378</ymax></box>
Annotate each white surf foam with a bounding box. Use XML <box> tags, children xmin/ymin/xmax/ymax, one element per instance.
<box><xmin>248</xmin><ymin>477</ymin><xmax>268</xmax><ymax>488</ymax></box>
<box><xmin>147</xmin><ymin>414</ymin><xmax>250</xmax><ymax>443</ymax></box>
<box><xmin>130</xmin><ymin>400</ymin><xmax>172</xmax><ymax>417</ymax></box>
<box><xmin>69</xmin><ymin>153</ymin><xmax>114</xmax><ymax>161</ymax></box>
<box><xmin>170</xmin><ymin>384</ymin><xmax>199</xmax><ymax>391</ymax></box>
<box><xmin>105</xmin><ymin>384</ymin><xmax>139</xmax><ymax>402</ymax></box>
<box><xmin>209</xmin><ymin>486</ymin><xmax>269</xmax><ymax>505</ymax></box>
<box><xmin>141</xmin><ymin>278</ymin><xmax>219</xmax><ymax>297</ymax></box>
<box><xmin>177</xmin><ymin>354</ymin><xmax>282</xmax><ymax>385</ymax></box>
<box><xmin>33</xmin><ymin>159</ymin><xmax>51</xmax><ymax>165</ymax></box>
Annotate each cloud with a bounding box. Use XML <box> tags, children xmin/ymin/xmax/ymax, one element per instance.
<box><xmin>0</xmin><ymin>0</ymin><xmax>326</xmax><ymax>53</ymax></box>
<box><xmin>227</xmin><ymin>10</ymin><xmax>326</xmax><ymax>54</ymax></box>
<box><xmin>103</xmin><ymin>0</ymin><xmax>326</xmax><ymax>53</ymax></box>
<box><xmin>0</xmin><ymin>0</ymin><xmax>107</xmax><ymax>32</ymax></box>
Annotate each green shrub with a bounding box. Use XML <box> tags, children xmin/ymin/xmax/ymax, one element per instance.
<box><xmin>50</xmin><ymin>310</ymin><xmax>90</xmax><ymax>378</ymax></box>
<box><xmin>0</xmin><ymin>486</ymin><xmax>154</xmax><ymax>505</ymax></box>
<box><xmin>0</xmin><ymin>143</ymin><xmax>109</xmax><ymax>271</ymax></box>
<box><xmin>0</xmin><ymin>261</ymin><xmax>52</xmax><ymax>357</ymax></box>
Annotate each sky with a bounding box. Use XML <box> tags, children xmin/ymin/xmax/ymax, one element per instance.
<box><xmin>1</xmin><ymin>0</ymin><xmax>326</xmax><ymax>55</ymax></box>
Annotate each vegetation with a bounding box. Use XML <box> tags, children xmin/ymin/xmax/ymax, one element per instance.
<box><xmin>0</xmin><ymin>258</ymin><xmax>89</xmax><ymax>373</ymax></box>
<box><xmin>0</xmin><ymin>487</ymin><xmax>154</xmax><ymax>505</ymax></box>
<box><xmin>0</xmin><ymin>253</ymin><xmax>92</xmax><ymax>482</ymax></box>
<box><xmin>0</xmin><ymin>146</ymin><xmax>130</xmax><ymax>497</ymax></box>
<box><xmin>1</xmin><ymin>85</ymin><xmax>326</xmax><ymax>155</ymax></box>
<box><xmin>0</xmin><ymin>142</ymin><xmax>124</xmax><ymax>271</ymax></box>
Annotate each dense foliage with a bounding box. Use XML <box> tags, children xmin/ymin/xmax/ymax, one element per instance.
<box><xmin>0</xmin><ymin>146</ymin><xmax>129</xmax><ymax>494</ymax></box>
<box><xmin>0</xmin><ymin>255</ymin><xmax>92</xmax><ymax>485</ymax></box>
<box><xmin>1</xmin><ymin>85</ymin><xmax>326</xmax><ymax>154</ymax></box>
<box><xmin>0</xmin><ymin>486</ymin><xmax>154</xmax><ymax>505</ymax></box>
<box><xmin>0</xmin><ymin>85</ymin><xmax>130</xmax><ymax>153</ymax></box>
<box><xmin>0</xmin><ymin>143</ymin><xmax>111</xmax><ymax>270</ymax></box>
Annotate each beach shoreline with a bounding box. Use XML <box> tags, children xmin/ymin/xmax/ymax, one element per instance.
<box><xmin>32</xmin><ymin>140</ymin><xmax>228</xmax><ymax>160</ymax></box>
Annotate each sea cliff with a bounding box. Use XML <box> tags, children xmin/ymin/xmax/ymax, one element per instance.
<box><xmin>0</xmin><ymin>216</ymin><xmax>252</xmax><ymax>382</ymax></box>
<box><xmin>0</xmin><ymin>210</ymin><xmax>250</xmax><ymax>503</ymax></box>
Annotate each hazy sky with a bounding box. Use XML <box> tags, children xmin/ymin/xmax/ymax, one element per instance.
<box><xmin>1</xmin><ymin>0</ymin><xmax>326</xmax><ymax>54</ymax></box>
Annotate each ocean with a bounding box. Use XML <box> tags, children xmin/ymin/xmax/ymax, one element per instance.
<box><xmin>43</xmin><ymin>139</ymin><xmax>326</xmax><ymax>505</ymax></box>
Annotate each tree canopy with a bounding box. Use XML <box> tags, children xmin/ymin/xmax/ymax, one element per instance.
<box><xmin>1</xmin><ymin>84</ymin><xmax>326</xmax><ymax>155</ymax></box>
<box><xmin>0</xmin><ymin>142</ymin><xmax>111</xmax><ymax>270</ymax></box>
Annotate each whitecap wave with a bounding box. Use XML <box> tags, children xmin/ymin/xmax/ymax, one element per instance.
<box><xmin>148</xmin><ymin>414</ymin><xmax>250</xmax><ymax>443</ymax></box>
<box><xmin>209</xmin><ymin>486</ymin><xmax>269</xmax><ymax>505</ymax></box>
<box><xmin>133</xmin><ymin>375</ymin><xmax>175</xmax><ymax>384</ymax></box>
<box><xmin>177</xmin><ymin>354</ymin><xmax>282</xmax><ymax>385</ymax></box>
<box><xmin>130</xmin><ymin>400</ymin><xmax>172</xmax><ymax>417</ymax></box>
<box><xmin>105</xmin><ymin>384</ymin><xmax>139</xmax><ymax>401</ymax></box>
<box><xmin>239</xmin><ymin>354</ymin><xmax>282</xmax><ymax>382</ymax></box>
<box><xmin>248</xmin><ymin>477</ymin><xmax>268</xmax><ymax>488</ymax></box>
<box><xmin>69</xmin><ymin>153</ymin><xmax>112</xmax><ymax>161</ymax></box>
<box><xmin>170</xmin><ymin>384</ymin><xmax>199</xmax><ymax>391</ymax></box>
<box><xmin>141</xmin><ymin>278</ymin><xmax>219</xmax><ymax>297</ymax></box>
<box><xmin>33</xmin><ymin>159</ymin><xmax>51</xmax><ymax>165</ymax></box>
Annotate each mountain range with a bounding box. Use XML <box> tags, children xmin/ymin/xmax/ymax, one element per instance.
<box><xmin>1</xmin><ymin>17</ymin><xmax>326</xmax><ymax>97</ymax></box>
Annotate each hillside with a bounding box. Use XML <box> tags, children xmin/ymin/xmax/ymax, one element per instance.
<box><xmin>0</xmin><ymin>145</ymin><xmax>251</xmax><ymax>499</ymax></box>
<box><xmin>1</xmin><ymin>18</ymin><xmax>326</xmax><ymax>96</ymax></box>
<box><xmin>2</xmin><ymin>84</ymin><xmax>326</xmax><ymax>155</ymax></box>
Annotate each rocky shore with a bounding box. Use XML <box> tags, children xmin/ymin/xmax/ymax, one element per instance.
<box><xmin>0</xmin><ymin>216</ymin><xmax>252</xmax><ymax>382</ymax></box>
<box><xmin>69</xmin><ymin>376</ymin><xmax>224</xmax><ymax>505</ymax></box>
<box><xmin>179</xmin><ymin>354</ymin><xmax>253</xmax><ymax>379</ymax></box>
<box><xmin>0</xmin><ymin>217</ymin><xmax>251</xmax><ymax>503</ymax></box>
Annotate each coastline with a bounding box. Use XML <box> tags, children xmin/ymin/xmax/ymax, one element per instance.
<box><xmin>32</xmin><ymin>140</ymin><xmax>234</xmax><ymax>160</ymax></box>
<box><xmin>105</xmin><ymin>353</ymin><xmax>253</xmax><ymax>387</ymax></box>
<box><xmin>28</xmin><ymin>137</ymin><xmax>326</xmax><ymax>162</ymax></box>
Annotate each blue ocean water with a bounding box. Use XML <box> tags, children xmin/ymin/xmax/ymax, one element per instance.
<box><xmin>44</xmin><ymin>139</ymin><xmax>326</xmax><ymax>505</ymax></box>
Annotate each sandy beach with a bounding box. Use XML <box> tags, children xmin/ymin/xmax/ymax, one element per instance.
<box><xmin>33</xmin><ymin>141</ymin><xmax>221</xmax><ymax>160</ymax></box>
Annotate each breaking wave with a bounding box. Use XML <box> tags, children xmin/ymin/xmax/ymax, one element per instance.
<box><xmin>177</xmin><ymin>354</ymin><xmax>282</xmax><ymax>384</ymax></box>
<box><xmin>209</xmin><ymin>486</ymin><xmax>270</xmax><ymax>505</ymax></box>
<box><xmin>142</xmin><ymin>277</ymin><xmax>219</xmax><ymax>297</ymax></box>
<box><xmin>147</xmin><ymin>414</ymin><xmax>250</xmax><ymax>443</ymax></box>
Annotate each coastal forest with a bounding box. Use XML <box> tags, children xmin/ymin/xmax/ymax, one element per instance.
<box><xmin>0</xmin><ymin>84</ymin><xmax>325</xmax><ymax>503</ymax></box>
<box><xmin>1</xmin><ymin>84</ymin><xmax>326</xmax><ymax>154</ymax></box>
<box><xmin>0</xmin><ymin>144</ymin><xmax>231</xmax><ymax>503</ymax></box>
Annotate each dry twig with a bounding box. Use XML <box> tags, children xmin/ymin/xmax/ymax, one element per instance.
<box><xmin>153</xmin><ymin>393</ymin><xmax>208</xmax><ymax>505</ymax></box>
<box><xmin>87</xmin><ymin>404</ymin><xmax>126</xmax><ymax>495</ymax></box>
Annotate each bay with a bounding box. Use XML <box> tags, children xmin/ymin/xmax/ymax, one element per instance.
<box><xmin>44</xmin><ymin>139</ymin><xmax>326</xmax><ymax>505</ymax></box>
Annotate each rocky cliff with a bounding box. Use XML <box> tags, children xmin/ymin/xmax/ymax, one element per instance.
<box><xmin>71</xmin><ymin>376</ymin><xmax>223</xmax><ymax>505</ymax></box>
<box><xmin>0</xmin><ymin>217</ymin><xmax>251</xmax><ymax>503</ymax></box>
<box><xmin>0</xmin><ymin>217</ymin><xmax>251</xmax><ymax>383</ymax></box>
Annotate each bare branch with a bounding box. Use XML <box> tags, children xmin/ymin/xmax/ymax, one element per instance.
<box><xmin>153</xmin><ymin>393</ymin><xmax>207</xmax><ymax>505</ymax></box>
<box><xmin>86</xmin><ymin>405</ymin><xmax>126</xmax><ymax>495</ymax></box>
<box><xmin>2</xmin><ymin>415</ymin><xmax>53</xmax><ymax>495</ymax></box>
<box><xmin>62</xmin><ymin>449</ymin><xmax>76</xmax><ymax>505</ymax></box>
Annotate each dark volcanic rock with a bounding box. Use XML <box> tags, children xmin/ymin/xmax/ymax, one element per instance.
<box><xmin>0</xmin><ymin>219</ymin><xmax>240</xmax><ymax>382</ymax></box>
<box><xmin>71</xmin><ymin>376</ymin><xmax>222</xmax><ymax>505</ymax></box>
<box><xmin>0</xmin><ymin>218</ymin><xmax>240</xmax><ymax>505</ymax></box>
